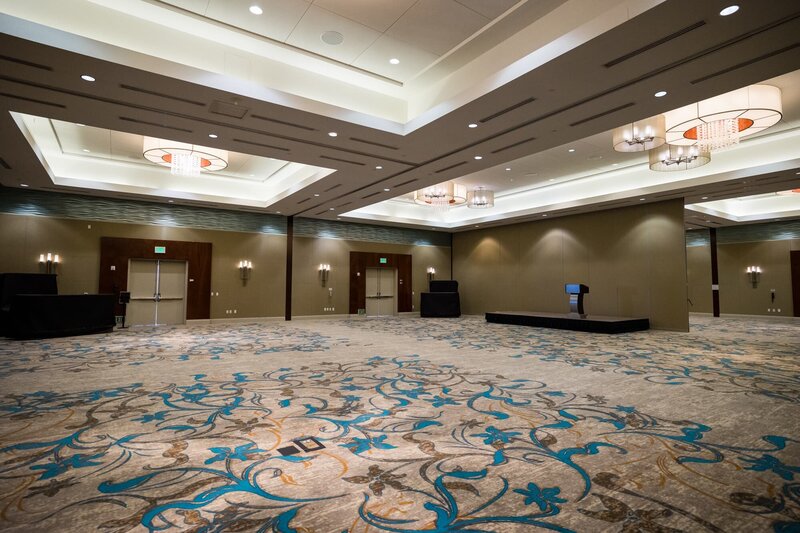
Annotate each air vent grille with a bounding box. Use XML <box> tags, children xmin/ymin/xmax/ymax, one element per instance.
<box><xmin>0</xmin><ymin>157</ymin><xmax>10</xmax><ymax>170</ymax></box>
<box><xmin>361</xmin><ymin>191</ymin><xmax>382</xmax><ymax>199</ymax></box>
<box><xmin>480</xmin><ymin>97</ymin><xmax>536</xmax><ymax>123</ymax></box>
<box><xmin>121</xmin><ymin>84</ymin><xmax>204</xmax><ymax>106</ymax></box>
<box><xmin>435</xmin><ymin>161</ymin><xmax>466</xmax><ymax>174</ymax></box>
<box><xmin>210</xmin><ymin>100</ymin><xmax>249</xmax><ymax>118</ymax></box>
<box><xmin>491</xmin><ymin>136</ymin><xmax>536</xmax><ymax>154</ymax></box>
<box><xmin>324</xmin><ymin>184</ymin><xmax>342</xmax><ymax>192</ymax></box>
<box><xmin>234</xmin><ymin>138</ymin><xmax>290</xmax><ymax>152</ymax></box>
<box><xmin>251</xmin><ymin>114</ymin><xmax>315</xmax><ymax>130</ymax></box>
<box><xmin>569</xmin><ymin>103</ymin><xmax>634</xmax><ymax>127</ymax></box>
<box><xmin>320</xmin><ymin>155</ymin><xmax>365</xmax><ymax>166</ymax></box>
<box><xmin>604</xmin><ymin>21</ymin><xmax>706</xmax><ymax>67</ymax></box>
<box><xmin>0</xmin><ymin>54</ymin><xmax>52</xmax><ymax>71</ymax></box>
<box><xmin>119</xmin><ymin>116</ymin><xmax>191</xmax><ymax>133</ymax></box>
<box><xmin>691</xmin><ymin>42</ymin><xmax>800</xmax><ymax>84</ymax></box>
<box><xmin>0</xmin><ymin>92</ymin><xmax>65</xmax><ymax>108</ymax></box>
<box><xmin>349</xmin><ymin>137</ymin><xmax>398</xmax><ymax>150</ymax></box>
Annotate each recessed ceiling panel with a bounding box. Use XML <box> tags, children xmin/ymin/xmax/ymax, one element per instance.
<box><xmin>312</xmin><ymin>0</ymin><xmax>416</xmax><ymax>33</ymax></box>
<box><xmin>384</xmin><ymin>0</ymin><xmax>489</xmax><ymax>56</ymax></box>
<box><xmin>352</xmin><ymin>34</ymin><xmax>439</xmax><ymax>81</ymax></box>
<box><xmin>286</xmin><ymin>5</ymin><xmax>381</xmax><ymax>64</ymax></box>
<box><xmin>205</xmin><ymin>0</ymin><xmax>311</xmax><ymax>42</ymax></box>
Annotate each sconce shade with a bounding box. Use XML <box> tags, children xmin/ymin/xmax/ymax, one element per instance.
<box><xmin>612</xmin><ymin>115</ymin><xmax>666</xmax><ymax>152</ymax></box>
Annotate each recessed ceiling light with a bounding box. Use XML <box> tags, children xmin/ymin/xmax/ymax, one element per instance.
<box><xmin>80</xmin><ymin>74</ymin><xmax>95</xmax><ymax>82</ymax></box>
<box><xmin>474</xmin><ymin>155</ymin><xmax>483</xmax><ymax>160</ymax></box>
<box><xmin>389</xmin><ymin>58</ymin><xmax>400</xmax><ymax>65</ymax></box>
<box><xmin>474</xmin><ymin>225</ymin><xmax>479</xmax><ymax>228</ymax></box>
<box><xmin>249</xmin><ymin>5</ymin><xmax>263</xmax><ymax>15</ymax></box>
<box><xmin>568</xmin><ymin>148</ymin><xmax>575</xmax><ymax>153</ymax></box>
<box><xmin>542</xmin><ymin>214</ymin><xmax>547</xmax><ymax>217</ymax></box>
<box><xmin>329</xmin><ymin>207</ymin><xmax>335</xmax><ymax>211</ymax></box>
<box><xmin>505</xmin><ymin>167</ymin><xmax>511</xmax><ymax>171</ymax></box>
<box><xmin>20</xmin><ymin>183</ymin><xmax>28</xmax><ymax>188</ymax></box>
<box><xmin>639</xmin><ymin>198</ymin><xmax>646</xmax><ymax>201</ymax></box>
<box><xmin>701</xmin><ymin>196</ymin><xmax>709</xmax><ymax>200</ymax></box>
<box><xmin>82</xmin><ymin>149</ymin><xmax>90</xmax><ymax>153</ymax></box>
<box><xmin>548</xmin><ymin>178</ymin><xmax>555</xmax><ymax>182</ymax></box>
<box><xmin>328</xmin><ymin>132</ymin><xmax>338</xmax><ymax>137</ymax></box>
<box><xmin>468</xmin><ymin>123</ymin><xmax>478</xmax><ymax>128</ymax></box>
<box><xmin>654</xmin><ymin>90</ymin><xmax>667</xmax><ymax>98</ymax></box>
<box><xmin>719</xmin><ymin>5</ymin><xmax>739</xmax><ymax>16</ymax></box>
<box><xmin>375</xmin><ymin>165</ymin><xmax>383</xmax><ymax>170</ymax></box>
<box><xmin>208</xmin><ymin>133</ymin><xmax>218</xmax><ymax>138</ymax></box>
<box><xmin>168</xmin><ymin>200</ymin><xmax>174</xmax><ymax>203</ymax></box>
<box><xmin>314</xmin><ymin>194</ymin><xmax>320</xmax><ymax>197</ymax></box>
<box><xmin>321</xmin><ymin>30</ymin><xmax>344</xmax><ymax>45</ymax></box>
<box><xmin>276</xmin><ymin>211</ymin><xmax>281</xmax><ymax>214</ymax></box>
<box><xmin>612</xmin><ymin>163</ymin><xmax>619</xmax><ymax>166</ymax></box>
<box><xmin>76</xmin><ymin>123</ymin><xmax>85</xmax><ymax>127</ymax></box>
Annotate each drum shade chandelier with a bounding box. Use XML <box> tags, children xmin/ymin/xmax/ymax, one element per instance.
<box><xmin>649</xmin><ymin>144</ymin><xmax>710</xmax><ymax>172</ymax></box>
<box><xmin>467</xmin><ymin>187</ymin><xmax>495</xmax><ymax>209</ymax></box>
<box><xmin>664</xmin><ymin>84</ymin><xmax>782</xmax><ymax>151</ymax></box>
<box><xmin>612</xmin><ymin>114</ymin><xmax>666</xmax><ymax>152</ymax></box>
<box><xmin>414</xmin><ymin>181</ymin><xmax>467</xmax><ymax>209</ymax></box>
<box><xmin>143</xmin><ymin>137</ymin><xmax>228</xmax><ymax>177</ymax></box>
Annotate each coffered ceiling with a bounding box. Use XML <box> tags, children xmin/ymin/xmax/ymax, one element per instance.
<box><xmin>1</xmin><ymin>0</ymin><xmax>799</xmax><ymax>231</ymax></box>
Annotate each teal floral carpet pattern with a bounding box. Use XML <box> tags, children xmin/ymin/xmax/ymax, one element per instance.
<box><xmin>0</xmin><ymin>315</ymin><xmax>798</xmax><ymax>532</ymax></box>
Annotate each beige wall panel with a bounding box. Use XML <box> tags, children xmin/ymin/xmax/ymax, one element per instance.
<box><xmin>686</xmin><ymin>246</ymin><xmax>712</xmax><ymax>313</ymax></box>
<box><xmin>291</xmin><ymin>236</ymin><xmax>450</xmax><ymax>316</ymax></box>
<box><xmin>453</xmin><ymin>199</ymin><xmax>688</xmax><ymax>331</ymax></box>
<box><xmin>717</xmin><ymin>240</ymin><xmax>794</xmax><ymax>316</ymax></box>
<box><xmin>518</xmin><ymin>224</ymin><xmax>564</xmax><ymax>313</ymax></box>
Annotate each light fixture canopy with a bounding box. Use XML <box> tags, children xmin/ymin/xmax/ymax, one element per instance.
<box><xmin>612</xmin><ymin>115</ymin><xmax>666</xmax><ymax>152</ymax></box>
<box><xmin>649</xmin><ymin>144</ymin><xmax>710</xmax><ymax>172</ymax></box>
<box><xmin>414</xmin><ymin>182</ymin><xmax>467</xmax><ymax>209</ymax></box>
<box><xmin>143</xmin><ymin>137</ymin><xmax>228</xmax><ymax>177</ymax></box>
<box><xmin>466</xmin><ymin>187</ymin><xmax>495</xmax><ymax>209</ymax></box>
<box><xmin>664</xmin><ymin>84</ymin><xmax>782</xmax><ymax>150</ymax></box>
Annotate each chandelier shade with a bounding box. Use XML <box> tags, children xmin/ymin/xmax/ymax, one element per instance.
<box><xmin>143</xmin><ymin>137</ymin><xmax>228</xmax><ymax>177</ymax></box>
<box><xmin>414</xmin><ymin>182</ymin><xmax>467</xmax><ymax>208</ymax></box>
<box><xmin>467</xmin><ymin>187</ymin><xmax>495</xmax><ymax>209</ymax></box>
<box><xmin>648</xmin><ymin>144</ymin><xmax>710</xmax><ymax>172</ymax></box>
<box><xmin>612</xmin><ymin>114</ymin><xmax>666</xmax><ymax>152</ymax></box>
<box><xmin>664</xmin><ymin>84</ymin><xmax>782</xmax><ymax>150</ymax></box>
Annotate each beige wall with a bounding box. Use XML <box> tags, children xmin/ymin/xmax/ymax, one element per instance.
<box><xmin>0</xmin><ymin>213</ymin><xmax>451</xmax><ymax>320</ymax></box>
<box><xmin>292</xmin><ymin>237</ymin><xmax>451</xmax><ymax>316</ymax></box>
<box><xmin>452</xmin><ymin>199</ymin><xmax>688</xmax><ymax>331</ymax></box>
<box><xmin>687</xmin><ymin>238</ymin><xmax>799</xmax><ymax>316</ymax></box>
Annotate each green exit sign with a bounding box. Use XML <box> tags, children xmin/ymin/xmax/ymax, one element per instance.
<box><xmin>379</xmin><ymin>257</ymin><xmax>387</xmax><ymax>264</ymax></box>
<box><xmin>154</xmin><ymin>246</ymin><xmax>166</xmax><ymax>254</ymax></box>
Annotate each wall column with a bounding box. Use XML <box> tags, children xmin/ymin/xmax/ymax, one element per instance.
<box><xmin>710</xmin><ymin>228</ymin><xmax>720</xmax><ymax>317</ymax></box>
<box><xmin>285</xmin><ymin>216</ymin><xmax>293</xmax><ymax>321</ymax></box>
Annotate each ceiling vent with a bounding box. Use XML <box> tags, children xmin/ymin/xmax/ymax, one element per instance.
<box><xmin>320</xmin><ymin>155</ymin><xmax>364</xmax><ymax>166</ymax></box>
<box><xmin>210</xmin><ymin>100</ymin><xmax>249</xmax><ymax>119</ymax></box>
<box><xmin>120</xmin><ymin>84</ymin><xmax>204</xmax><ymax>106</ymax></box>
<box><xmin>480</xmin><ymin>97</ymin><xmax>536</xmax><ymax>123</ymax></box>
<box><xmin>234</xmin><ymin>138</ymin><xmax>290</xmax><ymax>152</ymax></box>
<box><xmin>0</xmin><ymin>92</ymin><xmax>65</xmax><ymax>108</ymax></box>
<box><xmin>0</xmin><ymin>54</ymin><xmax>52</xmax><ymax>71</ymax></box>
<box><xmin>604</xmin><ymin>21</ymin><xmax>706</xmax><ymax>68</ymax></box>
<box><xmin>349</xmin><ymin>137</ymin><xmax>399</xmax><ymax>150</ymax></box>
<box><xmin>491</xmin><ymin>136</ymin><xmax>537</xmax><ymax>154</ymax></box>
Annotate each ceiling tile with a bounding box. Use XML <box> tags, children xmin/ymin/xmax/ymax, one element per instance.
<box><xmin>312</xmin><ymin>0</ymin><xmax>416</xmax><ymax>32</ymax></box>
<box><xmin>110</xmin><ymin>131</ymin><xmax>149</xmax><ymax>163</ymax></box>
<box><xmin>385</xmin><ymin>0</ymin><xmax>489</xmax><ymax>56</ymax></box>
<box><xmin>158</xmin><ymin>0</ymin><xmax>212</xmax><ymax>15</ymax></box>
<box><xmin>55</xmin><ymin>122</ymin><xmax>111</xmax><ymax>157</ymax></box>
<box><xmin>205</xmin><ymin>0</ymin><xmax>311</xmax><ymax>42</ymax></box>
<box><xmin>454</xmin><ymin>0</ymin><xmax>519</xmax><ymax>19</ymax></box>
<box><xmin>352</xmin><ymin>34</ymin><xmax>439</xmax><ymax>82</ymax></box>
<box><xmin>286</xmin><ymin>5</ymin><xmax>381</xmax><ymax>64</ymax></box>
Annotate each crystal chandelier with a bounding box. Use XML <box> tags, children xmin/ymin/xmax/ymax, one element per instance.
<box><xmin>649</xmin><ymin>144</ymin><xmax>710</xmax><ymax>172</ymax></box>
<box><xmin>466</xmin><ymin>187</ymin><xmax>495</xmax><ymax>209</ymax></box>
<box><xmin>414</xmin><ymin>182</ymin><xmax>467</xmax><ymax>209</ymax></box>
<box><xmin>664</xmin><ymin>84</ymin><xmax>782</xmax><ymax>151</ymax></box>
<box><xmin>612</xmin><ymin>115</ymin><xmax>666</xmax><ymax>152</ymax></box>
<box><xmin>143</xmin><ymin>137</ymin><xmax>228</xmax><ymax>176</ymax></box>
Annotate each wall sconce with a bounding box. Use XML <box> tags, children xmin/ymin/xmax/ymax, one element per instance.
<box><xmin>238</xmin><ymin>260</ymin><xmax>252</xmax><ymax>283</ymax></box>
<box><xmin>746</xmin><ymin>265</ymin><xmax>761</xmax><ymax>288</ymax></box>
<box><xmin>39</xmin><ymin>252</ymin><xmax>60</xmax><ymax>274</ymax></box>
<box><xmin>427</xmin><ymin>266</ymin><xmax>436</xmax><ymax>281</ymax></box>
<box><xmin>319</xmin><ymin>263</ymin><xmax>331</xmax><ymax>286</ymax></box>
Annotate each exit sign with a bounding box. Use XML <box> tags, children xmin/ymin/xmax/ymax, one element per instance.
<box><xmin>154</xmin><ymin>246</ymin><xmax>166</xmax><ymax>254</ymax></box>
<box><xmin>379</xmin><ymin>257</ymin><xmax>387</xmax><ymax>264</ymax></box>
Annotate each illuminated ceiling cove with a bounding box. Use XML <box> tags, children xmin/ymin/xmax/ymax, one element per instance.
<box><xmin>1</xmin><ymin>0</ymin><xmax>799</xmax><ymax>231</ymax></box>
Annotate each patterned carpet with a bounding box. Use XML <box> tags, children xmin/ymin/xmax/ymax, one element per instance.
<box><xmin>0</xmin><ymin>315</ymin><xmax>798</xmax><ymax>532</ymax></box>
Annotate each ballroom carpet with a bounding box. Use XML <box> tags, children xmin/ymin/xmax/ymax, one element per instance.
<box><xmin>0</xmin><ymin>315</ymin><xmax>798</xmax><ymax>532</ymax></box>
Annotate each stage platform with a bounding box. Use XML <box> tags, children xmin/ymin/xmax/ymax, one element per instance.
<box><xmin>485</xmin><ymin>311</ymin><xmax>649</xmax><ymax>334</ymax></box>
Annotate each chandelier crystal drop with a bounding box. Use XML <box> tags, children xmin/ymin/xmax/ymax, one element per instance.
<box><xmin>695</xmin><ymin>118</ymin><xmax>740</xmax><ymax>151</ymax></box>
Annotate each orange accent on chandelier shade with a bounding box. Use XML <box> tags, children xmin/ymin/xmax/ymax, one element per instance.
<box><xmin>683</xmin><ymin>118</ymin><xmax>754</xmax><ymax>140</ymax></box>
<box><xmin>160</xmin><ymin>154</ymin><xmax>213</xmax><ymax>168</ymax></box>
